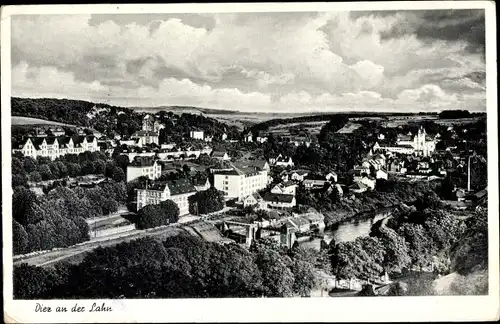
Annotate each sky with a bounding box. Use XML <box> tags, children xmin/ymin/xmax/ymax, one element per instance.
<box><xmin>11</xmin><ymin>10</ymin><xmax>486</xmax><ymax>113</ymax></box>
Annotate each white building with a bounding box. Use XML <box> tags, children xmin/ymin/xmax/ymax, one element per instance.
<box><xmin>190</xmin><ymin>130</ymin><xmax>204</xmax><ymax>140</ymax></box>
<box><xmin>212</xmin><ymin>151</ymin><xmax>230</xmax><ymax>161</ymax></box>
<box><xmin>221</xmin><ymin>133</ymin><xmax>228</xmax><ymax>141</ymax></box>
<box><xmin>374</xmin><ymin>126</ymin><xmax>437</xmax><ymax>157</ymax></box>
<box><xmin>136</xmin><ymin>178</ymin><xmax>197</xmax><ymax>215</ymax></box>
<box><xmin>303</xmin><ymin>179</ymin><xmax>329</xmax><ymax>190</ymax></box>
<box><xmin>126</xmin><ymin>158</ymin><xmax>162</xmax><ymax>182</ymax></box>
<box><xmin>142</xmin><ymin>114</ymin><xmax>163</xmax><ymax>132</ymax></box>
<box><xmin>290</xmin><ymin>170</ymin><xmax>309</xmax><ymax>182</ymax></box>
<box><xmin>243</xmin><ymin>192</ymin><xmax>266</xmax><ymax>210</ymax></box>
<box><xmin>131</xmin><ymin>130</ymin><xmax>159</xmax><ymax>146</ymax></box>
<box><xmin>213</xmin><ymin>162</ymin><xmax>269</xmax><ymax>201</ymax></box>
<box><xmin>271</xmin><ymin>181</ymin><xmax>298</xmax><ymax>196</ymax></box>
<box><xmin>256</xmin><ymin>136</ymin><xmax>268</xmax><ymax>143</ymax></box>
<box><xmin>269</xmin><ymin>154</ymin><xmax>294</xmax><ymax>168</ymax></box>
<box><xmin>243</xmin><ymin>132</ymin><xmax>253</xmax><ymax>142</ymax></box>
<box><xmin>263</xmin><ymin>193</ymin><xmax>296</xmax><ymax>209</ymax></box>
<box><xmin>13</xmin><ymin>135</ymin><xmax>99</xmax><ymax>161</ymax></box>
<box><xmin>325</xmin><ymin>172</ymin><xmax>338</xmax><ymax>182</ymax></box>
<box><xmin>375</xmin><ymin>169</ymin><xmax>388</xmax><ymax>180</ymax></box>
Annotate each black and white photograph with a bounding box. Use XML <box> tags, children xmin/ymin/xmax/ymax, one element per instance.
<box><xmin>2</xmin><ymin>2</ymin><xmax>498</xmax><ymax>323</ymax></box>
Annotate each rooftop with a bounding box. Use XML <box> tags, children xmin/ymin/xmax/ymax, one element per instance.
<box><xmin>263</xmin><ymin>192</ymin><xmax>295</xmax><ymax>203</ymax></box>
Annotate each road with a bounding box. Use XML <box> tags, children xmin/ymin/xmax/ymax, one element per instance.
<box><xmin>14</xmin><ymin>224</ymin><xmax>187</xmax><ymax>268</ymax></box>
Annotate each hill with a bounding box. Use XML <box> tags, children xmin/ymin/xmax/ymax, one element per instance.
<box><xmin>11</xmin><ymin>116</ymin><xmax>75</xmax><ymax>127</ymax></box>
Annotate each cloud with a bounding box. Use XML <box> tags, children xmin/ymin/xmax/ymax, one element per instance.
<box><xmin>11</xmin><ymin>11</ymin><xmax>486</xmax><ymax>112</ymax></box>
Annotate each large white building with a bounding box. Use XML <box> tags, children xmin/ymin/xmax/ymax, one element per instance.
<box><xmin>190</xmin><ymin>130</ymin><xmax>204</xmax><ymax>140</ymax></box>
<box><xmin>136</xmin><ymin>178</ymin><xmax>197</xmax><ymax>215</ymax></box>
<box><xmin>13</xmin><ymin>135</ymin><xmax>99</xmax><ymax>161</ymax></box>
<box><xmin>126</xmin><ymin>158</ymin><xmax>162</xmax><ymax>182</ymax></box>
<box><xmin>130</xmin><ymin>130</ymin><xmax>160</xmax><ymax>146</ymax></box>
<box><xmin>213</xmin><ymin>160</ymin><xmax>270</xmax><ymax>201</ymax></box>
<box><xmin>374</xmin><ymin>126</ymin><xmax>437</xmax><ymax>157</ymax></box>
<box><xmin>142</xmin><ymin>114</ymin><xmax>163</xmax><ymax>132</ymax></box>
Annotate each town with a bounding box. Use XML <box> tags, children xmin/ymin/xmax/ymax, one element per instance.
<box><xmin>12</xmin><ymin>97</ymin><xmax>488</xmax><ymax>298</ymax></box>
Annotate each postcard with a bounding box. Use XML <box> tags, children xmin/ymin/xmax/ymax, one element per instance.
<box><xmin>2</xmin><ymin>2</ymin><xmax>499</xmax><ymax>323</ymax></box>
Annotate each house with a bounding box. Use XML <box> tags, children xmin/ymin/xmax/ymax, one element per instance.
<box><xmin>256</xmin><ymin>136</ymin><xmax>268</xmax><ymax>143</ymax></box>
<box><xmin>193</xmin><ymin>177</ymin><xmax>211</xmax><ymax>191</ymax></box>
<box><xmin>274</xmin><ymin>155</ymin><xmax>294</xmax><ymax>168</ymax></box>
<box><xmin>271</xmin><ymin>181</ymin><xmax>298</xmax><ymax>196</ymax></box>
<box><xmin>190</xmin><ymin>130</ymin><xmax>204</xmax><ymax>140</ymax></box>
<box><xmin>290</xmin><ymin>170</ymin><xmax>309</xmax><ymax>182</ymax></box>
<box><xmin>243</xmin><ymin>132</ymin><xmax>253</xmax><ymax>142</ymax></box>
<box><xmin>263</xmin><ymin>192</ymin><xmax>296</xmax><ymax>209</ymax></box>
<box><xmin>142</xmin><ymin>114</ymin><xmax>163</xmax><ymax>132</ymax></box>
<box><xmin>243</xmin><ymin>192</ymin><xmax>266</xmax><ymax>210</ymax></box>
<box><xmin>303</xmin><ymin>179</ymin><xmax>329</xmax><ymax>190</ymax></box>
<box><xmin>48</xmin><ymin>127</ymin><xmax>65</xmax><ymax>136</ymax></box>
<box><xmin>359</xmin><ymin>176</ymin><xmax>376</xmax><ymax>190</ymax></box>
<box><xmin>279</xmin><ymin>170</ymin><xmax>290</xmax><ymax>182</ymax></box>
<box><xmin>126</xmin><ymin>157</ymin><xmax>162</xmax><ymax>182</ymax></box>
<box><xmin>335</xmin><ymin>184</ymin><xmax>344</xmax><ymax>197</ymax></box>
<box><xmin>98</xmin><ymin>142</ymin><xmax>115</xmax><ymax>156</ymax></box>
<box><xmin>204</xmin><ymin>135</ymin><xmax>213</xmax><ymax>142</ymax></box>
<box><xmin>221</xmin><ymin>133</ymin><xmax>228</xmax><ymax>141</ymax></box>
<box><xmin>136</xmin><ymin>178</ymin><xmax>197</xmax><ymax>215</ymax></box>
<box><xmin>212</xmin><ymin>151</ymin><xmax>230</xmax><ymax>161</ymax></box>
<box><xmin>12</xmin><ymin>135</ymin><xmax>99</xmax><ymax>161</ymax></box>
<box><xmin>325</xmin><ymin>172</ymin><xmax>338</xmax><ymax>182</ymax></box>
<box><xmin>375</xmin><ymin>169</ymin><xmax>388</xmax><ymax>180</ymax></box>
<box><xmin>349</xmin><ymin>182</ymin><xmax>368</xmax><ymax>194</ymax></box>
<box><xmin>213</xmin><ymin>162</ymin><xmax>269</xmax><ymax>201</ymax></box>
<box><xmin>131</xmin><ymin>130</ymin><xmax>159</xmax><ymax>146</ymax></box>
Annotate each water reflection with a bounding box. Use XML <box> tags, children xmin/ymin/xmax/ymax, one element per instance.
<box><xmin>300</xmin><ymin>212</ymin><xmax>387</xmax><ymax>251</ymax></box>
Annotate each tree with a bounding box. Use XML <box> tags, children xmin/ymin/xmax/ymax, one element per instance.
<box><xmin>136</xmin><ymin>204</ymin><xmax>168</xmax><ymax>229</ymax></box>
<box><xmin>93</xmin><ymin>159</ymin><xmax>106</xmax><ymax>175</ymax></box>
<box><xmin>254</xmin><ymin>248</ymin><xmax>295</xmax><ymax>297</ymax></box>
<box><xmin>13</xmin><ymin>220</ymin><xmax>29</xmax><ymax>255</ymax></box>
<box><xmin>112</xmin><ymin>166</ymin><xmax>125</xmax><ymax>182</ymax></box>
<box><xmin>291</xmin><ymin>259</ymin><xmax>318</xmax><ymax>297</ymax></box>
<box><xmin>159</xmin><ymin>200</ymin><xmax>180</xmax><ymax>224</ymax></box>
<box><xmin>377</xmin><ymin>227</ymin><xmax>411</xmax><ymax>274</ymax></box>
<box><xmin>114</xmin><ymin>154</ymin><xmax>130</xmax><ymax>171</ymax></box>
<box><xmin>188</xmin><ymin>187</ymin><xmax>225</xmax><ymax>215</ymax></box>
<box><xmin>38</xmin><ymin>164</ymin><xmax>53</xmax><ymax>180</ymax></box>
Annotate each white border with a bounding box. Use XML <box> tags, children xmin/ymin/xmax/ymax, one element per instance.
<box><xmin>2</xmin><ymin>2</ymin><xmax>499</xmax><ymax>323</ymax></box>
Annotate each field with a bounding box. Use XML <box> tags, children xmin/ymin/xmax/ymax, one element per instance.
<box><xmin>11</xmin><ymin>116</ymin><xmax>74</xmax><ymax>127</ymax></box>
<box><xmin>268</xmin><ymin>120</ymin><xmax>329</xmax><ymax>136</ymax></box>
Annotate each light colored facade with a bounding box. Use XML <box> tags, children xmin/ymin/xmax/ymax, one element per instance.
<box><xmin>212</xmin><ymin>151</ymin><xmax>230</xmax><ymax>161</ymax></box>
<box><xmin>14</xmin><ymin>136</ymin><xmax>99</xmax><ymax>161</ymax></box>
<box><xmin>256</xmin><ymin>136</ymin><xmax>268</xmax><ymax>143</ymax></box>
<box><xmin>131</xmin><ymin>131</ymin><xmax>159</xmax><ymax>146</ymax></box>
<box><xmin>263</xmin><ymin>193</ymin><xmax>296</xmax><ymax>209</ymax></box>
<box><xmin>303</xmin><ymin>179</ymin><xmax>328</xmax><ymax>189</ymax></box>
<box><xmin>271</xmin><ymin>182</ymin><xmax>297</xmax><ymax>196</ymax></box>
<box><xmin>126</xmin><ymin>160</ymin><xmax>162</xmax><ymax>182</ymax></box>
<box><xmin>142</xmin><ymin>114</ymin><xmax>163</xmax><ymax>132</ymax></box>
<box><xmin>374</xmin><ymin>126</ymin><xmax>437</xmax><ymax>157</ymax></box>
<box><xmin>290</xmin><ymin>170</ymin><xmax>309</xmax><ymax>182</ymax></box>
<box><xmin>213</xmin><ymin>166</ymin><xmax>268</xmax><ymax>201</ymax></box>
<box><xmin>190</xmin><ymin>130</ymin><xmax>204</xmax><ymax>140</ymax></box>
<box><xmin>136</xmin><ymin>179</ymin><xmax>197</xmax><ymax>215</ymax></box>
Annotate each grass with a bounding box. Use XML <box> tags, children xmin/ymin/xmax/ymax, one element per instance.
<box><xmin>12</xmin><ymin>116</ymin><xmax>75</xmax><ymax>127</ymax></box>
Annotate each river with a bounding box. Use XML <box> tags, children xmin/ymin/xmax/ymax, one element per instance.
<box><xmin>299</xmin><ymin>210</ymin><xmax>390</xmax><ymax>251</ymax></box>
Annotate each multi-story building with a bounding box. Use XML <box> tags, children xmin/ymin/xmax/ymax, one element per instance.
<box><xmin>13</xmin><ymin>135</ymin><xmax>99</xmax><ymax>160</ymax></box>
<box><xmin>190</xmin><ymin>129</ymin><xmax>204</xmax><ymax>140</ymax></box>
<box><xmin>263</xmin><ymin>192</ymin><xmax>296</xmax><ymax>209</ymax></box>
<box><xmin>213</xmin><ymin>162</ymin><xmax>269</xmax><ymax>201</ymax></box>
<box><xmin>131</xmin><ymin>130</ymin><xmax>159</xmax><ymax>146</ymax></box>
<box><xmin>136</xmin><ymin>178</ymin><xmax>197</xmax><ymax>215</ymax></box>
<box><xmin>373</xmin><ymin>126</ymin><xmax>437</xmax><ymax>157</ymax></box>
<box><xmin>142</xmin><ymin>114</ymin><xmax>163</xmax><ymax>132</ymax></box>
<box><xmin>126</xmin><ymin>157</ymin><xmax>162</xmax><ymax>182</ymax></box>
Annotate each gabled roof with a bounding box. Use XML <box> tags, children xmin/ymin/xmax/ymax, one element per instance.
<box><xmin>212</xmin><ymin>151</ymin><xmax>228</xmax><ymax>158</ymax></box>
<box><xmin>263</xmin><ymin>192</ymin><xmax>295</xmax><ymax>203</ymax></box>
<box><xmin>167</xmin><ymin>178</ymin><xmax>197</xmax><ymax>195</ymax></box>
<box><xmin>349</xmin><ymin>182</ymin><xmax>368</xmax><ymax>190</ymax></box>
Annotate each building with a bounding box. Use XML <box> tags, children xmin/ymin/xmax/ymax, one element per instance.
<box><xmin>256</xmin><ymin>136</ymin><xmax>268</xmax><ymax>143</ymax></box>
<box><xmin>190</xmin><ymin>130</ymin><xmax>204</xmax><ymax>140</ymax></box>
<box><xmin>48</xmin><ymin>127</ymin><xmax>65</xmax><ymax>136</ymax></box>
<box><xmin>212</xmin><ymin>151</ymin><xmax>230</xmax><ymax>161</ymax></box>
<box><xmin>204</xmin><ymin>135</ymin><xmax>213</xmax><ymax>142</ymax></box>
<box><xmin>126</xmin><ymin>157</ymin><xmax>162</xmax><ymax>182</ymax></box>
<box><xmin>325</xmin><ymin>172</ymin><xmax>338</xmax><ymax>182</ymax></box>
<box><xmin>213</xmin><ymin>162</ymin><xmax>269</xmax><ymax>201</ymax></box>
<box><xmin>243</xmin><ymin>132</ymin><xmax>253</xmax><ymax>142</ymax></box>
<box><xmin>13</xmin><ymin>135</ymin><xmax>99</xmax><ymax>161</ymax></box>
<box><xmin>303</xmin><ymin>179</ymin><xmax>329</xmax><ymax>190</ymax></box>
<box><xmin>375</xmin><ymin>169</ymin><xmax>388</xmax><ymax>180</ymax></box>
<box><xmin>290</xmin><ymin>170</ymin><xmax>309</xmax><ymax>182</ymax></box>
<box><xmin>221</xmin><ymin>133</ymin><xmax>228</xmax><ymax>141</ymax></box>
<box><xmin>131</xmin><ymin>130</ymin><xmax>159</xmax><ymax>146</ymax></box>
<box><xmin>349</xmin><ymin>182</ymin><xmax>368</xmax><ymax>194</ymax></box>
<box><xmin>242</xmin><ymin>192</ymin><xmax>266</xmax><ymax>210</ymax></box>
<box><xmin>193</xmin><ymin>177</ymin><xmax>211</xmax><ymax>191</ymax></box>
<box><xmin>269</xmin><ymin>154</ymin><xmax>294</xmax><ymax>168</ymax></box>
<box><xmin>271</xmin><ymin>181</ymin><xmax>298</xmax><ymax>196</ymax></box>
<box><xmin>374</xmin><ymin>126</ymin><xmax>437</xmax><ymax>157</ymax></box>
<box><xmin>263</xmin><ymin>192</ymin><xmax>296</xmax><ymax>209</ymax></box>
<box><xmin>136</xmin><ymin>178</ymin><xmax>197</xmax><ymax>215</ymax></box>
<box><xmin>142</xmin><ymin>114</ymin><xmax>163</xmax><ymax>132</ymax></box>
